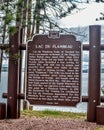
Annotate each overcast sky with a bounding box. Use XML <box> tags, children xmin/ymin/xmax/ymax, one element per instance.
<box><xmin>59</xmin><ymin>2</ymin><xmax>104</xmax><ymax>27</ymax></box>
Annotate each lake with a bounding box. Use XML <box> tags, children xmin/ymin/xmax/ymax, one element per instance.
<box><xmin>0</xmin><ymin>72</ymin><xmax>104</xmax><ymax>113</ymax></box>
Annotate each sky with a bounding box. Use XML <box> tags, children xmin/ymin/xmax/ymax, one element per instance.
<box><xmin>59</xmin><ymin>2</ymin><xmax>104</xmax><ymax>28</ymax></box>
<box><xmin>57</xmin><ymin>2</ymin><xmax>104</xmax><ymax>68</ymax></box>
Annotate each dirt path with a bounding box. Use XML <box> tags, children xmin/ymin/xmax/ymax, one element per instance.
<box><xmin>0</xmin><ymin>117</ymin><xmax>104</xmax><ymax>130</ymax></box>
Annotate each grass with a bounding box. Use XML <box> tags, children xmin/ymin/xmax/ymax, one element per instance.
<box><xmin>96</xmin><ymin>128</ymin><xmax>104</xmax><ymax>130</ymax></box>
<box><xmin>21</xmin><ymin>109</ymin><xmax>86</xmax><ymax>119</ymax></box>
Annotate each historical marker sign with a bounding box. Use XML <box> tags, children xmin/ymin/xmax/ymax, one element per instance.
<box><xmin>26</xmin><ymin>34</ymin><xmax>81</xmax><ymax>106</ymax></box>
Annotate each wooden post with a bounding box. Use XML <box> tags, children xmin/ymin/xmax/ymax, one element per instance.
<box><xmin>0</xmin><ymin>103</ymin><xmax>6</xmax><ymax>119</ymax></box>
<box><xmin>7</xmin><ymin>27</ymin><xmax>20</xmax><ymax>119</ymax></box>
<box><xmin>18</xmin><ymin>27</ymin><xmax>23</xmax><ymax>118</ymax></box>
<box><xmin>87</xmin><ymin>25</ymin><xmax>101</xmax><ymax>122</ymax></box>
<box><xmin>96</xmin><ymin>105</ymin><xmax>104</xmax><ymax>125</ymax></box>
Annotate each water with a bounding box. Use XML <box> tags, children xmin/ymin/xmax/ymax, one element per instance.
<box><xmin>0</xmin><ymin>72</ymin><xmax>8</xmax><ymax>103</ymax></box>
<box><xmin>0</xmin><ymin>72</ymin><xmax>104</xmax><ymax>113</ymax></box>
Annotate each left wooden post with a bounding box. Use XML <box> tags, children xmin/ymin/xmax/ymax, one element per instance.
<box><xmin>7</xmin><ymin>27</ymin><xmax>20</xmax><ymax>119</ymax></box>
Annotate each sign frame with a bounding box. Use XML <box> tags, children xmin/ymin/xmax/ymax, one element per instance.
<box><xmin>26</xmin><ymin>34</ymin><xmax>82</xmax><ymax>106</ymax></box>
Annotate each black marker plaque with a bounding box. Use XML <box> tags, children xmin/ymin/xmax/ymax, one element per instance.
<box><xmin>26</xmin><ymin>34</ymin><xmax>81</xmax><ymax>106</ymax></box>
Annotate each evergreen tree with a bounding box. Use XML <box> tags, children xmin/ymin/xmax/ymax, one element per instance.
<box><xmin>0</xmin><ymin>0</ymin><xmax>98</xmax><ymax>77</ymax></box>
<box><xmin>0</xmin><ymin>0</ymin><xmax>79</xmax><ymax>41</ymax></box>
